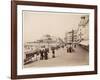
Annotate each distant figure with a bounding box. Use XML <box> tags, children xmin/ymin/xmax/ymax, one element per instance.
<box><xmin>67</xmin><ymin>44</ymin><xmax>72</xmax><ymax>53</ymax></box>
<box><xmin>51</xmin><ymin>47</ymin><xmax>55</xmax><ymax>58</ymax></box>
<box><xmin>40</xmin><ymin>48</ymin><xmax>44</xmax><ymax>60</ymax></box>
<box><xmin>44</xmin><ymin>48</ymin><xmax>48</xmax><ymax>60</ymax></box>
<box><xmin>46</xmin><ymin>47</ymin><xmax>49</xmax><ymax>53</ymax></box>
<box><xmin>34</xmin><ymin>51</ymin><xmax>39</xmax><ymax>61</ymax></box>
<box><xmin>66</xmin><ymin>46</ymin><xmax>69</xmax><ymax>52</ymax></box>
<box><xmin>66</xmin><ymin>45</ymin><xmax>70</xmax><ymax>53</ymax></box>
<box><xmin>69</xmin><ymin>46</ymin><xmax>72</xmax><ymax>53</ymax></box>
<box><xmin>74</xmin><ymin>44</ymin><xmax>76</xmax><ymax>48</ymax></box>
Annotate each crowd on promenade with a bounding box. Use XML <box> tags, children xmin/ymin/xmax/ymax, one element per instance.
<box><xmin>24</xmin><ymin>44</ymin><xmax>76</xmax><ymax>65</ymax></box>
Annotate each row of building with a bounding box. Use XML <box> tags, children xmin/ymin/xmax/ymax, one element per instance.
<box><xmin>24</xmin><ymin>34</ymin><xmax>64</xmax><ymax>52</ymax></box>
<box><xmin>24</xmin><ymin>15</ymin><xmax>89</xmax><ymax>52</ymax></box>
<box><xmin>64</xmin><ymin>15</ymin><xmax>89</xmax><ymax>50</ymax></box>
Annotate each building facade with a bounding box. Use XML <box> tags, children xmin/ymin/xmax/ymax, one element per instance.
<box><xmin>65</xmin><ymin>30</ymin><xmax>77</xmax><ymax>44</ymax></box>
<box><xmin>76</xmin><ymin>15</ymin><xmax>89</xmax><ymax>50</ymax></box>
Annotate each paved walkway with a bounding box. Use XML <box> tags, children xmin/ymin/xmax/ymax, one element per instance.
<box><xmin>24</xmin><ymin>45</ymin><xmax>89</xmax><ymax>68</ymax></box>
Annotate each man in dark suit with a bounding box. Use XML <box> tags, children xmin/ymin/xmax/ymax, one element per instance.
<box><xmin>40</xmin><ymin>49</ymin><xmax>44</xmax><ymax>60</ymax></box>
<box><xmin>44</xmin><ymin>48</ymin><xmax>48</xmax><ymax>60</ymax></box>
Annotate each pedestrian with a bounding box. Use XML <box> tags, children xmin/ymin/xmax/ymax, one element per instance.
<box><xmin>69</xmin><ymin>44</ymin><xmax>72</xmax><ymax>53</ymax></box>
<box><xmin>40</xmin><ymin>48</ymin><xmax>44</xmax><ymax>60</ymax></box>
<box><xmin>36</xmin><ymin>51</ymin><xmax>40</xmax><ymax>61</ymax></box>
<box><xmin>46</xmin><ymin>47</ymin><xmax>49</xmax><ymax>53</ymax></box>
<box><xmin>44</xmin><ymin>48</ymin><xmax>48</xmax><ymax>60</ymax></box>
<box><xmin>67</xmin><ymin>44</ymin><xmax>70</xmax><ymax>53</ymax></box>
<box><xmin>66</xmin><ymin>46</ymin><xmax>69</xmax><ymax>52</ymax></box>
<box><xmin>74</xmin><ymin>44</ymin><xmax>76</xmax><ymax>48</ymax></box>
<box><xmin>51</xmin><ymin>47</ymin><xmax>55</xmax><ymax>58</ymax></box>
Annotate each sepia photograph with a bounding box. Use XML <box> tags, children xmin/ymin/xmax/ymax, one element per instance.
<box><xmin>23</xmin><ymin>11</ymin><xmax>89</xmax><ymax>68</ymax></box>
<box><xmin>11</xmin><ymin>1</ymin><xmax>97</xmax><ymax>79</ymax></box>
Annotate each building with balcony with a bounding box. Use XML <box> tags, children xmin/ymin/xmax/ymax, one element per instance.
<box><xmin>65</xmin><ymin>29</ymin><xmax>77</xmax><ymax>44</ymax></box>
<box><xmin>76</xmin><ymin>15</ymin><xmax>89</xmax><ymax>50</ymax></box>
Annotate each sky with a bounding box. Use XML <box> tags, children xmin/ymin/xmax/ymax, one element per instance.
<box><xmin>23</xmin><ymin>11</ymin><xmax>87</xmax><ymax>42</ymax></box>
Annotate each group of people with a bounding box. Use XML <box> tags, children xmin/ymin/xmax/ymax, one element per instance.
<box><xmin>66</xmin><ymin>44</ymin><xmax>76</xmax><ymax>53</ymax></box>
<box><xmin>24</xmin><ymin>46</ymin><xmax>58</xmax><ymax>64</ymax></box>
<box><xmin>24</xmin><ymin>44</ymin><xmax>77</xmax><ymax>65</ymax></box>
<box><xmin>39</xmin><ymin>46</ymin><xmax>56</xmax><ymax>60</ymax></box>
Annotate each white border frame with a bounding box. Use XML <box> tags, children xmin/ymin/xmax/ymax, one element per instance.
<box><xmin>17</xmin><ymin>5</ymin><xmax>95</xmax><ymax>75</ymax></box>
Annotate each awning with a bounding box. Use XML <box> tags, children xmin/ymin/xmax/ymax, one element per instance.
<box><xmin>79</xmin><ymin>41</ymin><xmax>89</xmax><ymax>46</ymax></box>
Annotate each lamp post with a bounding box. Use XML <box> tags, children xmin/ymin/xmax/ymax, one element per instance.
<box><xmin>72</xmin><ymin>29</ymin><xmax>74</xmax><ymax>49</ymax></box>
